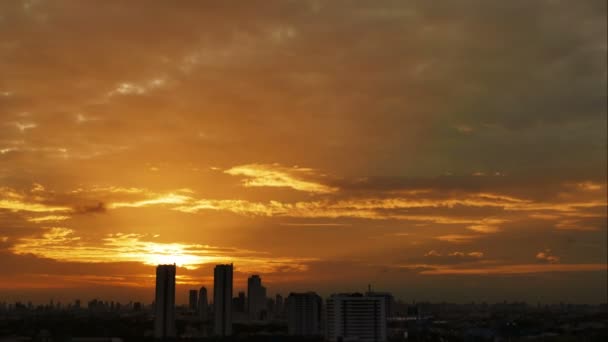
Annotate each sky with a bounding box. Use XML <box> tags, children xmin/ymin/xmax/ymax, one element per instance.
<box><xmin>0</xmin><ymin>0</ymin><xmax>606</xmax><ymax>305</ymax></box>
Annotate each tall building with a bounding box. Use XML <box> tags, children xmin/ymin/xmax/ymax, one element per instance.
<box><xmin>287</xmin><ymin>292</ymin><xmax>322</xmax><ymax>336</ymax></box>
<box><xmin>247</xmin><ymin>275</ymin><xmax>267</xmax><ymax>320</ymax></box>
<box><xmin>214</xmin><ymin>264</ymin><xmax>233</xmax><ymax>336</ymax></box>
<box><xmin>189</xmin><ymin>289</ymin><xmax>198</xmax><ymax>312</ymax></box>
<box><xmin>275</xmin><ymin>294</ymin><xmax>284</xmax><ymax>316</ymax></box>
<box><xmin>366</xmin><ymin>290</ymin><xmax>394</xmax><ymax>318</ymax></box>
<box><xmin>198</xmin><ymin>286</ymin><xmax>208</xmax><ymax>320</ymax></box>
<box><xmin>326</xmin><ymin>293</ymin><xmax>387</xmax><ymax>342</ymax></box>
<box><xmin>233</xmin><ymin>291</ymin><xmax>246</xmax><ymax>313</ymax></box>
<box><xmin>154</xmin><ymin>264</ymin><xmax>176</xmax><ymax>339</ymax></box>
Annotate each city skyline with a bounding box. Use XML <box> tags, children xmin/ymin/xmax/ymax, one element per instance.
<box><xmin>0</xmin><ymin>0</ymin><xmax>607</xmax><ymax>307</ymax></box>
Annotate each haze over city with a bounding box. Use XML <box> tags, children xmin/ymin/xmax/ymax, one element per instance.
<box><xmin>0</xmin><ymin>0</ymin><xmax>607</xmax><ymax>309</ymax></box>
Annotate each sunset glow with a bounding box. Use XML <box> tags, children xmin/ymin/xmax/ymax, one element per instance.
<box><xmin>0</xmin><ymin>0</ymin><xmax>606</xmax><ymax>305</ymax></box>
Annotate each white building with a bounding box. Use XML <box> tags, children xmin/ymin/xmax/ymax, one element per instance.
<box><xmin>326</xmin><ymin>293</ymin><xmax>387</xmax><ymax>342</ymax></box>
<box><xmin>287</xmin><ymin>292</ymin><xmax>322</xmax><ymax>336</ymax></box>
<box><xmin>214</xmin><ymin>264</ymin><xmax>233</xmax><ymax>336</ymax></box>
<box><xmin>154</xmin><ymin>264</ymin><xmax>176</xmax><ymax>339</ymax></box>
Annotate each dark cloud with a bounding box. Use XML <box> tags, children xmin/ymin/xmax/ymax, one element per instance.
<box><xmin>72</xmin><ymin>201</ymin><xmax>106</xmax><ymax>215</ymax></box>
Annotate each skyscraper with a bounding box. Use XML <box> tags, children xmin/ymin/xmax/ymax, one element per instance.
<box><xmin>154</xmin><ymin>264</ymin><xmax>176</xmax><ymax>339</ymax></box>
<box><xmin>287</xmin><ymin>292</ymin><xmax>322</xmax><ymax>336</ymax></box>
<box><xmin>275</xmin><ymin>294</ymin><xmax>284</xmax><ymax>316</ymax></box>
<box><xmin>198</xmin><ymin>286</ymin><xmax>208</xmax><ymax>320</ymax></box>
<box><xmin>189</xmin><ymin>289</ymin><xmax>198</xmax><ymax>312</ymax></box>
<box><xmin>247</xmin><ymin>275</ymin><xmax>267</xmax><ymax>321</ymax></box>
<box><xmin>214</xmin><ymin>264</ymin><xmax>233</xmax><ymax>336</ymax></box>
<box><xmin>326</xmin><ymin>293</ymin><xmax>387</xmax><ymax>342</ymax></box>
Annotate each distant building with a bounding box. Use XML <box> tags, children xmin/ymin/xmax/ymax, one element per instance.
<box><xmin>267</xmin><ymin>297</ymin><xmax>275</xmax><ymax>318</ymax></box>
<box><xmin>189</xmin><ymin>289</ymin><xmax>198</xmax><ymax>312</ymax></box>
<box><xmin>233</xmin><ymin>291</ymin><xmax>246</xmax><ymax>313</ymax></box>
<box><xmin>247</xmin><ymin>275</ymin><xmax>267</xmax><ymax>320</ymax></box>
<box><xmin>214</xmin><ymin>264</ymin><xmax>233</xmax><ymax>336</ymax></box>
<box><xmin>154</xmin><ymin>264</ymin><xmax>176</xmax><ymax>339</ymax></box>
<box><xmin>326</xmin><ymin>293</ymin><xmax>387</xmax><ymax>342</ymax></box>
<box><xmin>198</xmin><ymin>286</ymin><xmax>208</xmax><ymax>320</ymax></box>
<box><xmin>287</xmin><ymin>292</ymin><xmax>322</xmax><ymax>336</ymax></box>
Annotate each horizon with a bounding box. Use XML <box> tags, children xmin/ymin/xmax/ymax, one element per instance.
<box><xmin>2</xmin><ymin>262</ymin><xmax>607</xmax><ymax>306</ymax></box>
<box><xmin>1</xmin><ymin>0</ymin><xmax>607</xmax><ymax>308</ymax></box>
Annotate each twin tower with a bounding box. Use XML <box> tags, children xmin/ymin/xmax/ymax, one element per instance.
<box><xmin>154</xmin><ymin>263</ymin><xmax>233</xmax><ymax>339</ymax></box>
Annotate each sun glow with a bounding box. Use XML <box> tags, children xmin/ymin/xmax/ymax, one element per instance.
<box><xmin>10</xmin><ymin>229</ymin><xmax>312</xmax><ymax>272</ymax></box>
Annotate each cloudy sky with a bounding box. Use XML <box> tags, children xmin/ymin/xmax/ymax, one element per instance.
<box><xmin>0</xmin><ymin>0</ymin><xmax>606</xmax><ymax>305</ymax></box>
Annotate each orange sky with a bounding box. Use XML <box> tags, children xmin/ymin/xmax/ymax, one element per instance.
<box><xmin>0</xmin><ymin>0</ymin><xmax>606</xmax><ymax>304</ymax></box>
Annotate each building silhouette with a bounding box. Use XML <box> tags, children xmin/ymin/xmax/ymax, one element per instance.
<box><xmin>287</xmin><ymin>292</ymin><xmax>322</xmax><ymax>336</ymax></box>
<box><xmin>189</xmin><ymin>289</ymin><xmax>197</xmax><ymax>312</ymax></box>
<box><xmin>326</xmin><ymin>293</ymin><xmax>387</xmax><ymax>342</ymax></box>
<box><xmin>275</xmin><ymin>294</ymin><xmax>284</xmax><ymax>316</ymax></box>
<box><xmin>198</xmin><ymin>286</ymin><xmax>208</xmax><ymax>320</ymax></box>
<box><xmin>154</xmin><ymin>264</ymin><xmax>176</xmax><ymax>339</ymax></box>
<box><xmin>366</xmin><ymin>288</ymin><xmax>394</xmax><ymax>319</ymax></box>
<box><xmin>213</xmin><ymin>264</ymin><xmax>233</xmax><ymax>336</ymax></box>
<box><xmin>233</xmin><ymin>291</ymin><xmax>246</xmax><ymax>313</ymax></box>
<box><xmin>247</xmin><ymin>275</ymin><xmax>267</xmax><ymax>320</ymax></box>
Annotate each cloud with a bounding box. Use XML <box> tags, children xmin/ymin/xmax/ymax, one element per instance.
<box><xmin>106</xmin><ymin>78</ymin><xmax>167</xmax><ymax>97</ymax></box>
<box><xmin>279</xmin><ymin>222</ymin><xmax>352</xmax><ymax>227</ymax></box>
<box><xmin>73</xmin><ymin>202</ymin><xmax>106</xmax><ymax>214</ymax></box>
<box><xmin>435</xmin><ymin>234</ymin><xmax>480</xmax><ymax>244</ymax></box>
<box><xmin>224</xmin><ymin>163</ymin><xmax>338</xmax><ymax>194</ymax></box>
<box><xmin>467</xmin><ymin>224</ymin><xmax>501</xmax><ymax>233</ymax></box>
<box><xmin>14</xmin><ymin>122</ymin><xmax>37</xmax><ymax>132</ymax></box>
<box><xmin>108</xmin><ymin>193</ymin><xmax>191</xmax><ymax>209</ymax></box>
<box><xmin>420</xmin><ymin>250</ymin><xmax>485</xmax><ymax>264</ymax></box>
<box><xmin>11</xmin><ymin>228</ymin><xmax>316</xmax><ymax>273</ymax></box>
<box><xmin>2</xmin><ymin>180</ymin><xmax>605</xmax><ymax>247</ymax></box>
<box><xmin>455</xmin><ymin>124</ymin><xmax>474</xmax><ymax>134</ymax></box>
<box><xmin>536</xmin><ymin>249</ymin><xmax>560</xmax><ymax>264</ymax></box>
<box><xmin>467</xmin><ymin>251</ymin><xmax>484</xmax><ymax>258</ymax></box>
<box><xmin>575</xmin><ymin>182</ymin><xmax>604</xmax><ymax>191</ymax></box>
<box><xmin>26</xmin><ymin>215</ymin><xmax>71</xmax><ymax>223</ymax></box>
<box><xmin>419</xmin><ymin>264</ymin><xmax>606</xmax><ymax>275</ymax></box>
<box><xmin>98</xmin><ymin>184</ymin><xmax>604</xmax><ymax>235</ymax></box>
<box><xmin>0</xmin><ymin>198</ymin><xmax>71</xmax><ymax>213</ymax></box>
<box><xmin>424</xmin><ymin>250</ymin><xmax>442</xmax><ymax>257</ymax></box>
<box><xmin>80</xmin><ymin>186</ymin><xmax>147</xmax><ymax>194</ymax></box>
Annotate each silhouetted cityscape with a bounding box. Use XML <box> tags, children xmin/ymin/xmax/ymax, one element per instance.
<box><xmin>1</xmin><ymin>263</ymin><xmax>607</xmax><ymax>341</ymax></box>
<box><xmin>1</xmin><ymin>1</ymin><xmax>606</xmax><ymax>341</ymax></box>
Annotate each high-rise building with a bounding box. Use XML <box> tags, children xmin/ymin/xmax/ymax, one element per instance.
<box><xmin>198</xmin><ymin>286</ymin><xmax>208</xmax><ymax>320</ymax></box>
<box><xmin>366</xmin><ymin>290</ymin><xmax>394</xmax><ymax>319</ymax></box>
<box><xmin>275</xmin><ymin>294</ymin><xmax>284</xmax><ymax>316</ymax></box>
<box><xmin>214</xmin><ymin>264</ymin><xmax>233</xmax><ymax>336</ymax></box>
<box><xmin>247</xmin><ymin>275</ymin><xmax>267</xmax><ymax>320</ymax></box>
<box><xmin>189</xmin><ymin>289</ymin><xmax>198</xmax><ymax>312</ymax></box>
<box><xmin>287</xmin><ymin>292</ymin><xmax>322</xmax><ymax>336</ymax></box>
<box><xmin>154</xmin><ymin>264</ymin><xmax>176</xmax><ymax>339</ymax></box>
<box><xmin>326</xmin><ymin>293</ymin><xmax>387</xmax><ymax>342</ymax></box>
<box><xmin>233</xmin><ymin>291</ymin><xmax>246</xmax><ymax>313</ymax></box>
